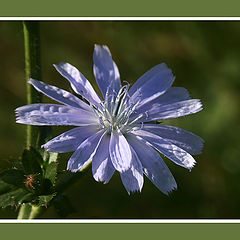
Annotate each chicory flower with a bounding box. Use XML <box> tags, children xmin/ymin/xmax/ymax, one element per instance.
<box><xmin>16</xmin><ymin>45</ymin><xmax>204</xmax><ymax>194</ymax></box>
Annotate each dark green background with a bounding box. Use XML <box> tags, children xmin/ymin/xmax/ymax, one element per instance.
<box><xmin>0</xmin><ymin>21</ymin><xmax>240</xmax><ymax>218</ymax></box>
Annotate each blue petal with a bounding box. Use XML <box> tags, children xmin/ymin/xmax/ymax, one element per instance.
<box><xmin>67</xmin><ymin>130</ymin><xmax>105</xmax><ymax>172</ymax></box>
<box><xmin>109</xmin><ymin>131</ymin><xmax>132</xmax><ymax>173</ymax></box>
<box><xmin>129</xmin><ymin>63</ymin><xmax>168</xmax><ymax>95</ymax></box>
<box><xmin>129</xmin><ymin>63</ymin><xmax>175</xmax><ymax>106</ymax></box>
<box><xmin>120</xmin><ymin>146</ymin><xmax>144</xmax><ymax>194</ymax></box>
<box><xmin>15</xmin><ymin>104</ymin><xmax>97</xmax><ymax>126</ymax></box>
<box><xmin>42</xmin><ymin>125</ymin><xmax>99</xmax><ymax>153</ymax></box>
<box><xmin>141</xmin><ymin>124</ymin><xmax>204</xmax><ymax>155</ymax></box>
<box><xmin>127</xmin><ymin>134</ymin><xmax>177</xmax><ymax>195</ymax></box>
<box><xmin>93</xmin><ymin>44</ymin><xmax>121</xmax><ymax>98</ymax></box>
<box><xmin>132</xmin><ymin>130</ymin><xmax>196</xmax><ymax>169</ymax></box>
<box><xmin>132</xmin><ymin>87</ymin><xmax>190</xmax><ymax>117</ymax></box>
<box><xmin>134</xmin><ymin>99</ymin><xmax>203</xmax><ymax>122</ymax></box>
<box><xmin>29</xmin><ymin>78</ymin><xmax>91</xmax><ymax>111</ymax></box>
<box><xmin>54</xmin><ymin>62</ymin><xmax>101</xmax><ymax>106</ymax></box>
<box><xmin>92</xmin><ymin>134</ymin><xmax>115</xmax><ymax>184</ymax></box>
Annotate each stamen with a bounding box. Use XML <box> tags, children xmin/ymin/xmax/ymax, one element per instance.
<box><xmin>95</xmin><ymin>82</ymin><xmax>144</xmax><ymax>134</ymax></box>
<box><xmin>128</xmin><ymin>113</ymin><xmax>143</xmax><ymax>126</ymax></box>
<box><xmin>115</xmin><ymin>90</ymin><xmax>127</xmax><ymax>117</ymax></box>
<box><xmin>112</xmin><ymin>85</ymin><xmax>126</xmax><ymax>116</ymax></box>
<box><xmin>110</xmin><ymin>93</ymin><xmax>115</xmax><ymax>114</ymax></box>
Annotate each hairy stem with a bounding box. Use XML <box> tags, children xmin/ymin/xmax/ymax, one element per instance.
<box><xmin>17</xmin><ymin>21</ymin><xmax>44</xmax><ymax>220</ymax></box>
<box><xmin>23</xmin><ymin>21</ymin><xmax>42</xmax><ymax>149</ymax></box>
<box><xmin>18</xmin><ymin>22</ymin><xmax>89</xmax><ymax>219</ymax></box>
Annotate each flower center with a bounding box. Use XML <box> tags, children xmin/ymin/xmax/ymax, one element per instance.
<box><xmin>93</xmin><ymin>84</ymin><xmax>142</xmax><ymax>133</ymax></box>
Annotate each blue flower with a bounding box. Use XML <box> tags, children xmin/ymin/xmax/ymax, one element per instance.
<box><xmin>16</xmin><ymin>45</ymin><xmax>204</xmax><ymax>194</ymax></box>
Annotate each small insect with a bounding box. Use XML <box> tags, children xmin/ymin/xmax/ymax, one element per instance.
<box><xmin>25</xmin><ymin>174</ymin><xmax>37</xmax><ymax>190</ymax></box>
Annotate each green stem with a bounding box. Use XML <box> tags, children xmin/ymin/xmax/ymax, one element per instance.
<box><xmin>17</xmin><ymin>21</ymin><xmax>44</xmax><ymax>220</ymax></box>
<box><xmin>23</xmin><ymin>21</ymin><xmax>42</xmax><ymax>149</ymax></box>
<box><xmin>17</xmin><ymin>203</ymin><xmax>43</xmax><ymax>220</ymax></box>
<box><xmin>18</xmin><ymin>22</ymin><xmax>90</xmax><ymax>219</ymax></box>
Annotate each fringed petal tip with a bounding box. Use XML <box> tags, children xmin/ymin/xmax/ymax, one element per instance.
<box><xmin>195</xmin><ymin>99</ymin><xmax>203</xmax><ymax>112</ymax></box>
<box><xmin>41</xmin><ymin>144</ymin><xmax>50</xmax><ymax>151</ymax></box>
<box><xmin>66</xmin><ymin>167</ymin><xmax>79</xmax><ymax>173</ymax></box>
<box><xmin>165</xmin><ymin>184</ymin><xmax>178</xmax><ymax>196</ymax></box>
<box><xmin>94</xmin><ymin>44</ymin><xmax>110</xmax><ymax>52</ymax></box>
<box><xmin>126</xmin><ymin>188</ymin><xmax>142</xmax><ymax>195</ymax></box>
<box><xmin>15</xmin><ymin>107</ymin><xmax>24</xmax><ymax>123</ymax></box>
<box><xmin>15</xmin><ymin>107</ymin><xmax>20</xmax><ymax>115</ymax></box>
<box><xmin>187</xmin><ymin>161</ymin><xmax>196</xmax><ymax>172</ymax></box>
<box><xmin>93</xmin><ymin>176</ymin><xmax>110</xmax><ymax>185</ymax></box>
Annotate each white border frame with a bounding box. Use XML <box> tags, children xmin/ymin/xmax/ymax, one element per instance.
<box><xmin>1</xmin><ymin>17</ymin><xmax>240</xmax><ymax>20</ymax></box>
<box><xmin>1</xmin><ymin>219</ymin><xmax>240</xmax><ymax>223</ymax></box>
<box><xmin>1</xmin><ymin>17</ymin><xmax>239</xmax><ymax>223</ymax></box>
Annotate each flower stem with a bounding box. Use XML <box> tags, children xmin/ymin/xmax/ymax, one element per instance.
<box><xmin>17</xmin><ymin>203</ymin><xmax>43</xmax><ymax>219</ymax></box>
<box><xmin>17</xmin><ymin>21</ymin><xmax>44</xmax><ymax>220</ymax></box>
<box><xmin>23</xmin><ymin>21</ymin><xmax>42</xmax><ymax>149</ymax></box>
<box><xmin>18</xmin><ymin>22</ymin><xmax>90</xmax><ymax>219</ymax></box>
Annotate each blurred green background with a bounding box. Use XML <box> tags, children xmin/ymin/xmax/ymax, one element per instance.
<box><xmin>0</xmin><ymin>21</ymin><xmax>239</xmax><ymax>218</ymax></box>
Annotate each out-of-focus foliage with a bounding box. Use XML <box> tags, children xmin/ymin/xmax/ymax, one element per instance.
<box><xmin>0</xmin><ymin>147</ymin><xmax>57</xmax><ymax>209</ymax></box>
<box><xmin>0</xmin><ymin>21</ymin><xmax>239</xmax><ymax>218</ymax></box>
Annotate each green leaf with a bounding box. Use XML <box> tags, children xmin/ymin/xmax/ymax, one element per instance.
<box><xmin>38</xmin><ymin>194</ymin><xmax>55</xmax><ymax>206</ymax></box>
<box><xmin>0</xmin><ymin>188</ymin><xmax>31</xmax><ymax>208</ymax></box>
<box><xmin>44</xmin><ymin>162</ymin><xmax>57</xmax><ymax>184</ymax></box>
<box><xmin>39</xmin><ymin>179</ymin><xmax>54</xmax><ymax>195</ymax></box>
<box><xmin>0</xmin><ymin>158</ymin><xmax>23</xmax><ymax>170</ymax></box>
<box><xmin>0</xmin><ymin>169</ymin><xmax>26</xmax><ymax>188</ymax></box>
<box><xmin>22</xmin><ymin>147</ymin><xmax>43</xmax><ymax>174</ymax></box>
<box><xmin>0</xmin><ymin>147</ymin><xmax>58</xmax><ymax>209</ymax></box>
<box><xmin>9</xmin><ymin>159</ymin><xmax>23</xmax><ymax>169</ymax></box>
<box><xmin>0</xmin><ymin>181</ymin><xmax>15</xmax><ymax>195</ymax></box>
<box><xmin>18</xmin><ymin>192</ymin><xmax>35</xmax><ymax>204</ymax></box>
<box><xmin>0</xmin><ymin>178</ymin><xmax>35</xmax><ymax>208</ymax></box>
<box><xmin>34</xmin><ymin>162</ymin><xmax>58</xmax><ymax>205</ymax></box>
